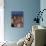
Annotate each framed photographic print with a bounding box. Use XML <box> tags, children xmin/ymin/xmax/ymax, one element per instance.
<box><xmin>11</xmin><ymin>11</ymin><xmax>24</xmax><ymax>28</ymax></box>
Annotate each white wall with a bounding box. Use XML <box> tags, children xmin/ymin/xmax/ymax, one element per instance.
<box><xmin>40</xmin><ymin>0</ymin><xmax>46</xmax><ymax>26</ymax></box>
<box><xmin>0</xmin><ymin>0</ymin><xmax>4</xmax><ymax>42</ymax></box>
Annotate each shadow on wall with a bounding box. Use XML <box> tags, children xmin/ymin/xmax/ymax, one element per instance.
<box><xmin>4</xmin><ymin>0</ymin><xmax>40</xmax><ymax>42</ymax></box>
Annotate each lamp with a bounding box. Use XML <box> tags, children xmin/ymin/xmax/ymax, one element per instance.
<box><xmin>33</xmin><ymin>9</ymin><xmax>46</xmax><ymax>24</ymax></box>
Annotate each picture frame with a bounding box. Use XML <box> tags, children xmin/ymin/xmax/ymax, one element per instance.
<box><xmin>11</xmin><ymin>11</ymin><xmax>24</xmax><ymax>28</ymax></box>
